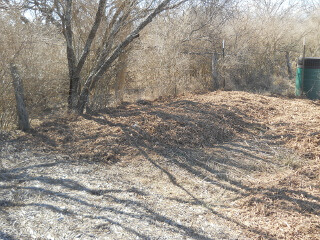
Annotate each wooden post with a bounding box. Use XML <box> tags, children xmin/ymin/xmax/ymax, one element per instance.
<box><xmin>285</xmin><ymin>51</ymin><xmax>293</xmax><ymax>79</ymax></box>
<box><xmin>211</xmin><ymin>52</ymin><xmax>219</xmax><ymax>90</ymax></box>
<box><xmin>222</xmin><ymin>39</ymin><xmax>225</xmax><ymax>58</ymax></box>
<box><xmin>301</xmin><ymin>38</ymin><xmax>306</xmax><ymax>94</ymax></box>
<box><xmin>222</xmin><ymin>39</ymin><xmax>225</xmax><ymax>88</ymax></box>
<box><xmin>10</xmin><ymin>63</ymin><xmax>30</xmax><ymax>131</ymax></box>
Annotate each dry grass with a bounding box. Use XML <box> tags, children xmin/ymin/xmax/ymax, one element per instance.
<box><xmin>1</xmin><ymin>91</ymin><xmax>319</xmax><ymax>239</ymax></box>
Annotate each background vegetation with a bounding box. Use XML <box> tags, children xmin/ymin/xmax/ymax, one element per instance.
<box><xmin>1</xmin><ymin>0</ymin><xmax>320</xmax><ymax>129</ymax></box>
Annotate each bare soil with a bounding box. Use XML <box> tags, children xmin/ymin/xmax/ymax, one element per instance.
<box><xmin>0</xmin><ymin>91</ymin><xmax>319</xmax><ymax>239</ymax></box>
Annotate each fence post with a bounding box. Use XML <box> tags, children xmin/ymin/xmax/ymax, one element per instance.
<box><xmin>10</xmin><ymin>63</ymin><xmax>30</xmax><ymax>131</ymax></box>
<box><xmin>211</xmin><ymin>52</ymin><xmax>219</xmax><ymax>90</ymax></box>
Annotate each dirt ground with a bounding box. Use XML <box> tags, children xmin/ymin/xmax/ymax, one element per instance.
<box><xmin>0</xmin><ymin>91</ymin><xmax>319</xmax><ymax>239</ymax></box>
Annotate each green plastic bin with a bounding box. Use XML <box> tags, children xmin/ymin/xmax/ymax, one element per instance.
<box><xmin>296</xmin><ymin>57</ymin><xmax>320</xmax><ymax>100</ymax></box>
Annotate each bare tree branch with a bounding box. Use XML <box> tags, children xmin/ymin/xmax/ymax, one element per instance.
<box><xmin>75</xmin><ymin>0</ymin><xmax>107</xmax><ymax>76</ymax></box>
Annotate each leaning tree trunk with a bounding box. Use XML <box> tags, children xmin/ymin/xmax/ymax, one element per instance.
<box><xmin>76</xmin><ymin>0</ymin><xmax>172</xmax><ymax>114</ymax></box>
<box><xmin>10</xmin><ymin>63</ymin><xmax>30</xmax><ymax>131</ymax></box>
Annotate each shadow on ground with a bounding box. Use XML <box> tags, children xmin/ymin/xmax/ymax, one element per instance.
<box><xmin>1</xmin><ymin>99</ymin><xmax>319</xmax><ymax>239</ymax></box>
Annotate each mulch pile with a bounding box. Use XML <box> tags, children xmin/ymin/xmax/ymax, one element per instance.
<box><xmin>23</xmin><ymin>93</ymin><xmax>265</xmax><ymax>161</ymax></box>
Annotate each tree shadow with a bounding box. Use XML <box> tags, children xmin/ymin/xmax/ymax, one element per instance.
<box><xmin>0</xmin><ymin>172</ymin><xmax>232</xmax><ymax>239</ymax></box>
<box><xmin>83</xmin><ymin>99</ymin><xmax>319</xmax><ymax>236</ymax></box>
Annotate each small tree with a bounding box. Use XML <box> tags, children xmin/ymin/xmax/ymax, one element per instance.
<box><xmin>23</xmin><ymin>0</ymin><xmax>186</xmax><ymax>113</ymax></box>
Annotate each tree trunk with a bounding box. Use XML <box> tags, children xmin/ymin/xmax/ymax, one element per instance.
<box><xmin>211</xmin><ymin>52</ymin><xmax>219</xmax><ymax>90</ymax></box>
<box><xmin>64</xmin><ymin>0</ymin><xmax>78</xmax><ymax>109</ymax></box>
<box><xmin>68</xmin><ymin>74</ymin><xmax>80</xmax><ymax>108</ymax></box>
<box><xmin>66</xmin><ymin>0</ymin><xmax>107</xmax><ymax>110</ymax></box>
<box><xmin>76</xmin><ymin>0</ymin><xmax>172</xmax><ymax>114</ymax></box>
<box><xmin>10</xmin><ymin>63</ymin><xmax>30</xmax><ymax>131</ymax></box>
